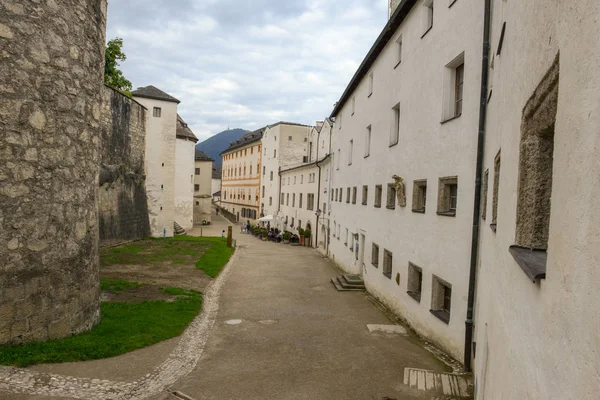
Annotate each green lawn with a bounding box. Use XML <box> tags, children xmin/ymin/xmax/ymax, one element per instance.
<box><xmin>101</xmin><ymin>279</ymin><xmax>143</xmax><ymax>293</ymax></box>
<box><xmin>0</xmin><ymin>287</ymin><xmax>202</xmax><ymax>367</ymax></box>
<box><xmin>101</xmin><ymin>236</ymin><xmax>234</xmax><ymax>278</ymax></box>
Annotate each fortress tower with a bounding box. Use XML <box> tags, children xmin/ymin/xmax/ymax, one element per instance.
<box><xmin>0</xmin><ymin>0</ymin><xmax>108</xmax><ymax>344</ymax></box>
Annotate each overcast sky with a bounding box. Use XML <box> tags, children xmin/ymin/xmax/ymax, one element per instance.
<box><xmin>107</xmin><ymin>0</ymin><xmax>388</xmax><ymax>142</ymax></box>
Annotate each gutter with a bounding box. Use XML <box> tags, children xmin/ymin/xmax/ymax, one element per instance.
<box><xmin>464</xmin><ymin>0</ymin><xmax>491</xmax><ymax>373</ymax></box>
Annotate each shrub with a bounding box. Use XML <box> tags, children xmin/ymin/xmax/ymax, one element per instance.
<box><xmin>304</xmin><ymin>230</ymin><xmax>312</xmax><ymax>239</ymax></box>
<box><xmin>283</xmin><ymin>231</ymin><xmax>291</xmax><ymax>241</ymax></box>
<box><xmin>298</xmin><ymin>227</ymin><xmax>305</xmax><ymax>236</ymax></box>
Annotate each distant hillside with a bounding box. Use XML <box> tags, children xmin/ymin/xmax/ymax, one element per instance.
<box><xmin>195</xmin><ymin>128</ymin><xmax>249</xmax><ymax>168</ymax></box>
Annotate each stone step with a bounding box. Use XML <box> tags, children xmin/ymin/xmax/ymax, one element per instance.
<box><xmin>174</xmin><ymin>221</ymin><xmax>186</xmax><ymax>235</ymax></box>
<box><xmin>402</xmin><ymin>368</ymin><xmax>473</xmax><ymax>399</ymax></box>
<box><xmin>342</xmin><ymin>274</ymin><xmax>365</xmax><ymax>286</ymax></box>
<box><xmin>331</xmin><ymin>276</ymin><xmax>365</xmax><ymax>292</ymax></box>
<box><xmin>338</xmin><ymin>276</ymin><xmax>365</xmax><ymax>289</ymax></box>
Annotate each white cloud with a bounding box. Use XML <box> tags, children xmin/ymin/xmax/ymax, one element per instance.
<box><xmin>107</xmin><ymin>0</ymin><xmax>389</xmax><ymax>142</ymax></box>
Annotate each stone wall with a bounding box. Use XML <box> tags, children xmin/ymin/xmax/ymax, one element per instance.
<box><xmin>98</xmin><ymin>86</ymin><xmax>150</xmax><ymax>248</ymax></box>
<box><xmin>0</xmin><ymin>0</ymin><xmax>107</xmax><ymax>344</ymax></box>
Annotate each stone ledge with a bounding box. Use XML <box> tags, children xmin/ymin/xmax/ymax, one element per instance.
<box><xmin>508</xmin><ymin>245</ymin><xmax>547</xmax><ymax>282</ymax></box>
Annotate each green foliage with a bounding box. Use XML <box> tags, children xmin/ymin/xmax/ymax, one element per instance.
<box><xmin>164</xmin><ymin>236</ymin><xmax>234</xmax><ymax>278</ymax></box>
<box><xmin>304</xmin><ymin>230</ymin><xmax>312</xmax><ymax>239</ymax></box>
<box><xmin>298</xmin><ymin>227</ymin><xmax>305</xmax><ymax>236</ymax></box>
<box><xmin>100</xmin><ymin>239</ymin><xmax>210</xmax><ymax>266</ymax></box>
<box><xmin>283</xmin><ymin>231</ymin><xmax>291</xmax><ymax>241</ymax></box>
<box><xmin>104</xmin><ymin>37</ymin><xmax>133</xmax><ymax>95</ymax></box>
<box><xmin>0</xmin><ymin>289</ymin><xmax>202</xmax><ymax>367</ymax></box>
<box><xmin>101</xmin><ymin>279</ymin><xmax>142</xmax><ymax>293</ymax></box>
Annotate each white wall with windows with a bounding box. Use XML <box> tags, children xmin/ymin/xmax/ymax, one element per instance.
<box><xmin>327</xmin><ymin>0</ymin><xmax>483</xmax><ymax>360</ymax></box>
<box><xmin>473</xmin><ymin>1</ymin><xmax>600</xmax><ymax>399</ymax></box>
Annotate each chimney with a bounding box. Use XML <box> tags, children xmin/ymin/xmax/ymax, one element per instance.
<box><xmin>389</xmin><ymin>0</ymin><xmax>401</xmax><ymax>19</ymax></box>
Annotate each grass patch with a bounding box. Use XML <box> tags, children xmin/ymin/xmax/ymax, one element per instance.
<box><xmin>101</xmin><ymin>279</ymin><xmax>142</xmax><ymax>293</ymax></box>
<box><xmin>0</xmin><ymin>287</ymin><xmax>202</xmax><ymax>367</ymax></box>
<box><xmin>100</xmin><ymin>237</ymin><xmax>234</xmax><ymax>278</ymax></box>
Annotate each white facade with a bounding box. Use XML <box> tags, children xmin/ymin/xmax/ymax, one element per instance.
<box><xmin>132</xmin><ymin>96</ymin><xmax>177</xmax><ymax>238</ymax></box>
<box><xmin>327</xmin><ymin>0</ymin><xmax>483</xmax><ymax>360</ymax></box>
<box><xmin>261</xmin><ymin>122</ymin><xmax>313</xmax><ymax>223</ymax></box>
<box><xmin>174</xmin><ymin>137</ymin><xmax>196</xmax><ymax>230</ymax></box>
<box><xmin>194</xmin><ymin>157</ymin><xmax>213</xmax><ymax>225</ymax></box>
<box><xmin>473</xmin><ymin>1</ymin><xmax>600</xmax><ymax>399</ymax></box>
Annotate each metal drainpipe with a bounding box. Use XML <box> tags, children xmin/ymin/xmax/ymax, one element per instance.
<box><xmin>464</xmin><ymin>0</ymin><xmax>491</xmax><ymax>373</ymax></box>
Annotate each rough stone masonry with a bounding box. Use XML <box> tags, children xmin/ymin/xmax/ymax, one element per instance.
<box><xmin>0</xmin><ymin>0</ymin><xmax>108</xmax><ymax>344</ymax></box>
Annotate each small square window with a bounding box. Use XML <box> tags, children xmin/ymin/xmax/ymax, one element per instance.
<box><xmin>386</xmin><ymin>183</ymin><xmax>396</xmax><ymax>210</ymax></box>
<box><xmin>407</xmin><ymin>263</ymin><xmax>423</xmax><ymax>302</ymax></box>
<box><xmin>431</xmin><ymin>275</ymin><xmax>452</xmax><ymax>324</ymax></box>
<box><xmin>371</xmin><ymin>243</ymin><xmax>380</xmax><ymax>267</ymax></box>
<box><xmin>194</xmin><ymin>184</ymin><xmax>199</xmax><ymax>192</ymax></box>
<box><xmin>195</xmin><ymin>168</ymin><xmax>200</xmax><ymax>175</ymax></box>
<box><xmin>362</xmin><ymin>185</ymin><xmax>368</xmax><ymax>205</ymax></box>
<box><xmin>352</xmin><ymin>187</ymin><xmax>357</xmax><ymax>204</ymax></box>
<box><xmin>383</xmin><ymin>249</ymin><xmax>393</xmax><ymax>279</ymax></box>
<box><xmin>288</xmin><ymin>136</ymin><xmax>292</xmax><ymax>141</ymax></box>
<box><xmin>437</xmin><ymin>176</ymin><xmax>458</xmax><ymax>216</ymax></box>
<box><xmin>412</xmin><ymin>179</ymin><xmax>427</xmax><ymax>213</ymax></box>
<box><xmin>375</xmin><ymin>185</ymin><xmax>382</xmax><ymax>208</ymax></box>
<box><xmin>153</xmin><ymin>107</ymin><xmax>162</xmax><ymax>118</ymax></box>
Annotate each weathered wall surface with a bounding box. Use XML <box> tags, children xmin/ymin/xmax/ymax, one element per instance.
<box><xmin>0</xmin><ymin>0</ymin><xmax>107</xmax><ymax>344</ymax></box>
<box><xmin>473</xmin><ymin>1</ymin><xmax>600</xmax><ymax>399</ymax></box>
<box><xmin>98</xmin><ymin>86</ymin><xmax>150</xmax><ymax>248</ymax></box>
<box><xmin>194</xmin><ymin>159</ymin><xmax>213</xmax><ymax>225</ymax></box>
<box><xmin>174</xmin><ymin>138</ymin><xmax>195</xmax><ymax>230</ymax></box>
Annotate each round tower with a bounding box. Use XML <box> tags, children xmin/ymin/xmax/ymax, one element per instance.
<box><xmin>0</xmin><ymin>0</ymin><xmax>107</xmax><ymax>344</ymax></box>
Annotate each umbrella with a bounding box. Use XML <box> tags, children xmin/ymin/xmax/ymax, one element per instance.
<box><xmin>258</xmin><ymin>215</ymin><xmax>274</xmax><ymax>222</ymax></box>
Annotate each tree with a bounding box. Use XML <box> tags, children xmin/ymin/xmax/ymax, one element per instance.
<box><xmin>104</xmin><ymin>37</ymin><xmax>133</xmax><ymax>95</ymax></box>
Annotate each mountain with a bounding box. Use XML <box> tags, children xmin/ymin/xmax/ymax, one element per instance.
<box><xmin>195</xmin><ymin>128</ymin><xmax>249</xmax><ymax>168</ymax></box>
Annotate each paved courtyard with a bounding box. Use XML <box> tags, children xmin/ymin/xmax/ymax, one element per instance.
<box><xmin>0</xmin><ymin>214</ymin><xmax>453</xmax><ymax>399</ymax></box>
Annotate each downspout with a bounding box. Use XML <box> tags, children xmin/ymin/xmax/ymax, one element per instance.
<box><xmin>464</xmin><ymin>0</ymin><xmax>491</xmax><ymax>373</ymax></box>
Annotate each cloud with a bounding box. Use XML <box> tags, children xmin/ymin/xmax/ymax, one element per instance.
<box><xmin>107</xmin><ymin>0</ymin><xmax>388</xmax><ymax>142</ymax></box>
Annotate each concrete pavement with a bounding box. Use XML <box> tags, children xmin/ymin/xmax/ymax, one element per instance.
<box><xmin>158</xmin><ymin>229</ymin><xmax>450</xmax><ymax>400</ymax></box>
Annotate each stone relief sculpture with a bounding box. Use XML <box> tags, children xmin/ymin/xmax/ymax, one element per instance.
<box><xmin>392</xmin><ymin>175</ymin><xmax>407</xmax><ymax>207</ymax></box>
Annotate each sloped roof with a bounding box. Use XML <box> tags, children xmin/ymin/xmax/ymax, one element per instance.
<box><xmin>132</xmin><ymin>85</ymin><xmax>181</xmax><ymax>104</ymax></box>
<box><xmin>176</xmin><ymin>115</ymin><xmax>198</xmax><ymax>142</ymax></box>
<box><xmin>267</xmin><ymin>121</ymin><xmax>312</xmax><ymax>129</ymax></box>
<box><xmin>220</xmin><ymin>126</ymin><xmax>266</xmax><ymax>154</ymax></box>
<box><xmin>195</xmin><ymin>149</ymin><xmax>213</xmax><ymax>161</ymax></box>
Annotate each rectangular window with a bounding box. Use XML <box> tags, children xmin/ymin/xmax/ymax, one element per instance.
<box><xmin>292</xmin><ymin>193</ymin><xmax>296</xmax><ymax>207</ymax></box>
<box><xmin>323</xmin><ymin>202</ymin><xmax>327</xmax><ymax>215</ymax></box>
<box><xmin>362</xmin><ymin>185</ymin><xmax>368</xmax><ymax>205</ymax></box>
<box><xmin>281</xmin><ymin>194</ymin><xmax>284</xmax><ymax>205</ymax></box>
<box><xmin>274</xmin><ymin>149</ymin><xmax>277</xmax><ymax>158</ymax></box>
<box><xmin>346</xmin><ymin>187</ymin><xmax>350</xmax><ymax>204</ymax></box>
<box><xmin>375</xmin><ymin>185</ymin><xmax>382</xmax><ymax>208</ymax></box>
<box><xmin>307</xmin><ymin>194</ymin><xmax>315</xmax><ymax>210</ymax></box>
<box><xmin>407</xmin><ymin>263</ymin><xmax>423</xmax><ymax>302</ymax></box>
<box><xmin>299</xmin><ymin>193</ymin><xmax>303</xmax><ymax>208</ymax></box>
<box><xmin>437</xmin><ymin>176</ymin><xmax>458</xmax><ymax>216</ymax></box>
<box><xmin>344</xmin><ymin>228</ymin><xmax>348</xmax><ymax>246</ymax></box>
<box><xmin>368</xmin><ymin>72</ymin><xmax>374</xmax><ymax>96</ymax></box>
<box><xmin>269</xmin><ymin>197</ymin><xmax>272</xmax><ymax>206</ymax></box>
<box><xmin>195</xmin><ymin>168</ymin><xmax>200</xmax><ymax>175</ymax></box>
<box><xmin>262</xmin><ymin>186</ymin><xmax>265</xmax><ymax>198</ymax></box>
<box><xmin>270</xmin><ymin>171</ymin><xmax>273</xmax><ymax>181</ymax></box>
<box><xmin>383</xmin><ymin>249</ymin><xmax>393</xmax><ymax>279</ymax></box>
<box><xmin>491</xmin><ymin>151</ymin><xmax>501</xmax><ymax>231</ymax></box>
<box><xmin>351</xmin><ymin>97</ymin><xmax>356</xmax><ymax>115</ymax></box>
<box><xmin>386</xmin><ymin>183</ymin><xmax>396</xmax><ymax>210</ymax></box>
<box><xmin>390</xmin><ymin>103</ymin><xmax>400</xmax><ymax>146</ymax></box>
<box><xmin>395</xmin><ymin>35</ymin><xmax>403</xmax><ymax>66</ymax></box>
<box><xmin>153</xmin><ymin>107</ymin><xmax>161</xmax><ymax>118</ymax></box>
<box><xmin>455</xmin><ymin>63</ymin><xmax>464</xmax><ymax>117</ymax></box>
<box><xmin>348</xmin><ymin>140</ymin><xmax>353</xmax><ymax>165</ymax></box>
<box><xmin>442</xmin><ymin>53</ymin><xmax>465</xmax><ymax>122</ymax></box>
<box><xmin>412</xmin><ymin>179</ymin><xmax>427</xmax><ymax>213</ymax></box>
<box><xmin>352</xmin><ymin>187</ymin><xmax>357</xmax><ymax>204</ymax></box>
<box><xmin>286</xmin><ymin>193</ymin><xmax>289</xmax><ymax>206</ymax></box>
<box><xmin>431</xmin><ymin>276</ymin><xmax>452</xmax><ymax>324</ymax></box>
<box><xmin>263</xmin><ymin>166</ymin><xmax>266</xmax><ymax>175</ymax></box>
<box><xmin>482</xmin><ymin>169</ymin><xmax>489</xmax><ymax>220</ymax></box>
<box><xmin>331</xmin><ymin>190</ymin><xmax>334</xmax><ymax>201</ymax></box>
<box><xmin>365</xmin><ymin>125</ymin><xmax>371</xmax><ymax>157</ymax></box>
<box><xmin>337</xmin><ymin>149</ymin><xmax>341</xmax><ymax>169</ymax></box>
<box><xmin>371</xmin><ymin>243</ymin><xmax>379</xmax><ymax>267</ymax></box>
<box><xmin>194</xmin><ymin>184</ymin><xmax>199</xmax><ymax>192</ymax></box>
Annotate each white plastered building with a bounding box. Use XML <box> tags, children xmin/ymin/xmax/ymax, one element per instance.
<box><xmin>175</xmin><ymin>115</ymin><xmax>198</xmax><ymax>230</ymax></box>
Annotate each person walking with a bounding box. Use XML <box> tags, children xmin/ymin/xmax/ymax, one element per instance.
<box><xmin>246</xmin><ymin>220</ymin><xmax>251</xmax><ymax>234</ymax></box>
